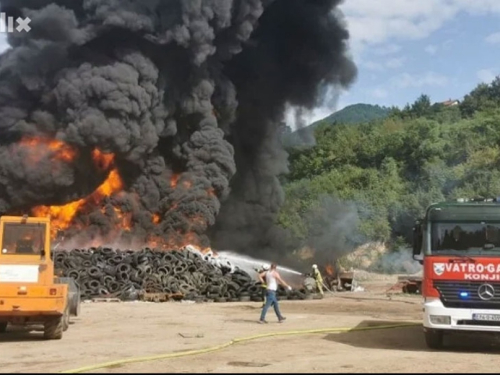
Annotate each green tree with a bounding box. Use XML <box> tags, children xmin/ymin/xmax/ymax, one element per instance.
<box><xmin>279</xmin><ymin>85</ymin><xmax>500</xmax><ymax>249</ymax></box>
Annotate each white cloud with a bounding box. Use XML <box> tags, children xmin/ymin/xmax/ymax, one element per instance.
<box><xmin>477</xmin><ymin>68</ymin><xmax>497</xmax><ymax>83</ymax></box>
<box><xmin>424</xmin><ymin>44</ymin><xmax>438</xmax><ymax>55</ymax></box>
<box><xmin>372</xmin><ymin>44</ymin><xmax>401</xmax><ymax>56</ymax></box>
<box><xmin>441</xmin><ymin>39</ymin><xmax>454</xmax><ymax>50</ymax></box>
<box><xmin>386</xmin><ymin>56</ymin><xmax>406</xmax><ymax>69</ymax></box>
<box><xmin>340</xmin><ymin>0</ymin><xmax>500</xmax><ymax>53</ymax></box>
<box><xmin>485</xmin><ymin>32</ymin><xmax>500</xmax><ymax>44</ymax></box>
<box><xmin>361</xmin><ymin>56</ymin><xmax>406</xmax><ymax>72</ymax></box>
<box><xmin>362</xmin><ymin>61</ymin><xmax>384</xmax><ymax>71</ymax></box>
<box><xmin>390</xmin><ymin>71</ymin><xmax>449</xmax><ymax>89</ymax></box>
<box><xmin>370</xmin><ymin>88</ymin><xmax>389</xmax><ymax>98</ymax></box>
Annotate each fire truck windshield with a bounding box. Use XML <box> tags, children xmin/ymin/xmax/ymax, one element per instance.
<box><xmin>431</xmin><ymin>222</ymin><xmax>500</xmax><ymax>255</ymax></box>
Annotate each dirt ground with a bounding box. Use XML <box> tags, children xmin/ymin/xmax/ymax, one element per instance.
<box><xmin>1</xmin><ymin>280</ymin><xmax>500</xmax><ymax>373</ymax></box>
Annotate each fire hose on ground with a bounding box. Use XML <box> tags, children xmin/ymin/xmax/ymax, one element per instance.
<box><xmin>59</xmin><ymin>322</ymin><xmax>420</xmax><ymax>373</ymax></box>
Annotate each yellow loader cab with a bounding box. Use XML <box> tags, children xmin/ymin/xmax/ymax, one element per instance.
<box><xmin>0</xmin><ymin>215</ymin><xmax>80</xmax><ymax>339</ymax></box>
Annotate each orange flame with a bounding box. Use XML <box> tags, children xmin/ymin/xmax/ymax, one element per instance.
<box><xmin>170</xmin><ymin>174</ymin><xmax>180</xmax><ymax>188</ymax></box>
<box><xmin>145</xmin><ymin>231</ymin><xmax>213</xmax><ymax>254</ymax></box>
<box><xmin>152</xmin><ymin>213</ymin><xmax>160</xmax><ymax>224</ymax></box>
<box><xmin>107</xmin><ymin>204</ymin><xmax>132</xmax><ymax>231</ymax></box>
<box><xmin>18</xmin><ymin>136</ymin><xmax>78</xmax><ymax>164</ymax></box>
<box><xmin>23</xmin><ymin>139</ymin><xmax>217</xmax><ymax>253</ymax></box>
<box><xmin>31</xmin><ymin>150</ymin><xmax>124</xmax><ymax>238</ymax></box>
<box><xmin>325</xmin><ymin>264</ymin><xmax>334</xmax><ymax>276</ymax></box>
<box><xmin>92</xmin><ymin>149</ymin><xmax>115</xmax><ymax>171</ymax></box>
<box><xmin>169</xmin><ymin>173</ymin><xmax>194</xmax><ymax>190</ymax></box>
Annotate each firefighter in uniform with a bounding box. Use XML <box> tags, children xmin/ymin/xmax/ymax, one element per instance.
<box><xmin>312</xmin><ymin>264</ymin><xmax>324</xmax><ymax>296</ymax></box>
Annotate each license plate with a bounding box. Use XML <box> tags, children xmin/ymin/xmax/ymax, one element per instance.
<box><xmin>472</xmin><ymin>313</ymin><xmax>500</xmax><ymax>321</ymax></box>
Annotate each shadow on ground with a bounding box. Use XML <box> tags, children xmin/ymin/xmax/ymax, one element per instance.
<box><xmin>0</xmin><ymin>325</ymin><xmax>46</xmax><ymax>342</ymax></box>
<box><xmin>0</xmin><ymin>321</ymin><xmax>77</xmax><ymax>342</ymax></box>
<box><xmin>325</xmin><ymin>320</ymin><xmax>500</xmax><ymax>353</ymax></box>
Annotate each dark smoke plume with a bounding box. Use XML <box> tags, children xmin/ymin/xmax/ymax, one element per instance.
<box><xmin>303</xmin><ymin>195</ymin><xmax>363</xmax><ymax>265</ymax></box>
<box><xmin>0</xmin><ymin>0</ymin><xmax>356</xmax><ymax>255</ymax></box>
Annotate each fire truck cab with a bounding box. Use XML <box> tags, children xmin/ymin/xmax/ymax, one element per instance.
<box><xmin>413</xmin><ymin>198</ymin><xmax>500</xmax><ymax>349</ymax></box>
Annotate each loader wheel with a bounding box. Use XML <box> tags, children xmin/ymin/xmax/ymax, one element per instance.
<box><xmin>44</xmin><ymin>316</ymin><xmax>64</xmax><ymax>340</ymax></box>
<box><xmin>62</xmin><ymin>307</ymin><xmax>70</xmax><ymax>332</ymax></box>
<box><xmin>0</xmin><ymin>322</ymin><xmax>7</xmax><ymax>333</ymax></box>
<box><xmin>424</xmin><ymin>329</ymin><xmax>443</xmax><ymax>349</ymax></box>
<box><xmin>69</xmin><ymin>291</ymin><xmax>81</xmax><ymax>317</ymax></box>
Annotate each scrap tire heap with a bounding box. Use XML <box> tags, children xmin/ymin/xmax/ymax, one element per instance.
<box><xmin>52</xmin><ymin>247</ymin><xmax>306</xmax><ymax>302</ymax></box>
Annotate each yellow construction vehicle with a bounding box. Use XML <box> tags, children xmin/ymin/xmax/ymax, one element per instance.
<box><xmin>0</xmin><ymin>215</ymin><xmax>80</xmax><ymax>339</ymax></box>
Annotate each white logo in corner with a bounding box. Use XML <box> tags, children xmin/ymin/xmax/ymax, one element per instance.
<box><xmin>433</xmin><ymin>263</ymin><xmax>446</xmax><ymax>276</ymax></box>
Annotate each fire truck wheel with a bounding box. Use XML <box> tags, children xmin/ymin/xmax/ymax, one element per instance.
<box><xmin>0</xmin><ymin>322</ymin><xmax>7</xmax><ymax>333</ymax></box>
<box><xmin>424</xmin><ymin>329</ymin><xmax>443</xmax><ymax>349</ymax></box>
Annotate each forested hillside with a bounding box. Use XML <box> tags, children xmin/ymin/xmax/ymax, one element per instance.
<box><xmin>284</xmin><ymin>104</ymin><xmax>391</xmax><ymax>147</ymax></box>
<box><xmin>279</xmin><ymin>78</ymin><xmax>500</xmax><ymax>252</ymax></box>
<box><xmin>316</xmin><ymin>103</ymin><xmax>391</xmax><ymax>126</ymax></box>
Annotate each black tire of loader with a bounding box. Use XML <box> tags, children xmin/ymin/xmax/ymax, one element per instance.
<box><xmin>63</xmin><ymin>306</ymin><xmax>70</xmax><ymax>332</ymax></box>
<box><xmin>44</xmin><ymin>315</ymin><xmax>64</xmax><ymax>340</ymax></box>
<box><xmin>70</xmin><ymin>290</ymin><xmax>81</xmax><ymax>317</ymax></box>
<box><xmin>0</xmin><ymin>322</ymin><xmax>7</xmax><ymax>333</ymax></box>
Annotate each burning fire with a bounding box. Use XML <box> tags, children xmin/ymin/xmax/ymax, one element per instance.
<box><xmin>169</xmin><ymin>173</ymin><xmax>192</xmax><ymax>189</ymax></box>
<box><xmin>31</xmin><ymin>149</ymin><xmax>124</xmax><ymax>238</ymax></box>
<box><xmin>170</xmin><ymin>173</ymin><xmax>180</xmax><ymax>188</ymax></box>
<box><xmin>25</xmin><ymin>139</ymin><xmax>214</xmax><ymax>254</ymax></box>
<box><xmin>18</xmin><ymin>136</ymin><xmax>78</xmax><ymax>163</ymax></box>
<box><xmin>325</xmin><ymin>264</ymin><xmax>334</xmax><ymax>276</ymax></box>
<box><xmin>146</xmin><ymin>231</ymin><xmax>212</xmax><ymax>254</ymax></box>
<box><xmin>152</xmin><ymin>213</ymin><xmax>161</xmax><ymax>224</ymax></box>
<box><xmin>32</xmin><ymin>168</ymin><xmax>125</xmax><ymax>238</ymax></box>
<box><xmin>92</xmin><ymin>149</ymin><xmax>114</xmax><ymax>171</ymax></box>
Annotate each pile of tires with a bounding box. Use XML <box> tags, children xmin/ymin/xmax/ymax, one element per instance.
<box><xmin>52</xmin><ymin>247</ymin><xmax>306</xmax><ymax>302</ymax></box>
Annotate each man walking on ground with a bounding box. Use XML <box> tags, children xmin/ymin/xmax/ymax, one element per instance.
<box><xmin>258</xmin><ymin>263</ymin><xmax>292</xmax><ymax>324</ymax></box>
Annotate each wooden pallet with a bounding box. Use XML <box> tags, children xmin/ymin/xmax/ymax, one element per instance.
<box><xmin>138</xmin><ymin>292</ymin><xmax>184</xmax><ymax>302</ymax></box>
<box><xmin>91</xmin><ymin>297</ymin><xmax>121</xmax><ymax>303</ymax></box>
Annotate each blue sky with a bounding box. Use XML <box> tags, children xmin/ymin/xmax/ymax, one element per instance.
<box><xmin>1</xmin><ymin>1</ymin><xmax>500</xmax><ymax>128</ymax></box>
<box><xmin>287</xmin><ymin>0</ymin><xmax>500</xmax><ymax>127</ymax></box>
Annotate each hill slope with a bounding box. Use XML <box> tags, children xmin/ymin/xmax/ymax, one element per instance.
<box><xmin>318</xmin><ymin>103</ymin><xmax>391</xmax><ymax>125</ymax></box>
<box><xmin>284</xmin><ymin>103</ymin><xmax>391</xmax><ymax>146</ymax></box>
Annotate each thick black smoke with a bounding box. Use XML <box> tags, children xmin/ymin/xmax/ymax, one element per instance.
<box><xmin>0</xmin><ymin>0</ymin><xmax>356</xmax><ymax>253</ymax></box>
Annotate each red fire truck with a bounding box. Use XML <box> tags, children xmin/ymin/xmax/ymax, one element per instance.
<box><xmin>413</xmin><ymin>198</ymin><xmax>500</xmax><ymax>349</ymax></box>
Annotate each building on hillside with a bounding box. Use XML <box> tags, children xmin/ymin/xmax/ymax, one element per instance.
<box><xmin>440</xmin><ymin>99</ymin><xmax>460</xmax><ymax>107</ymax></box>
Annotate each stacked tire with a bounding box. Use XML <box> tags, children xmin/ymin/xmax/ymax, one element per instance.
<box><xmin>52</xmin><ymin>247</ymin><xmax>307</xmax><ymax>302</ymax></box>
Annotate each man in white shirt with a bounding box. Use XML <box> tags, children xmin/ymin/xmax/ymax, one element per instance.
<box><xmin>258</xmin><ymin>263</ymin><xmax>292</xmax><ymax>324</ymax></box>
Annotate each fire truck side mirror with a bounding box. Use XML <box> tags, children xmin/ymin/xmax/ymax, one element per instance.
<box><xmin>412</xmin><ymin>221</ymin><xmax>423</xmax><ymax>263</ymax></box>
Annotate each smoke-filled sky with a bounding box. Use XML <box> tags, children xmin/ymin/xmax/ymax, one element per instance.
<box><xmin>4</xmin><ymin>2</ymin><xmax>500</xmax><ymax>130</ymax></box>
<box><xmin>0</xmin><ymin>0</ymin><xmax>356</xmax><ymax>259</ymax></box>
